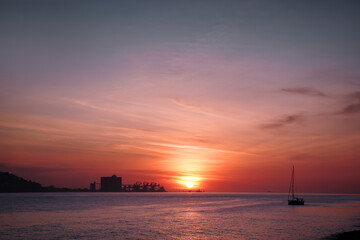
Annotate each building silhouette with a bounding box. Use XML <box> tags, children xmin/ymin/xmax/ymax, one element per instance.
<box><xmin>89</xmin><ymin>174</ymin><xmax>166</xmax><ymax>192</ymax></box>
<box><xmin>100</xmin><ymin>175</ymin><xmax>122</xmax><ymax>192</ymax></box>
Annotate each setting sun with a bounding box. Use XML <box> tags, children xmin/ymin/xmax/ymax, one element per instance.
<box><xmin>186</xmin><ymin>182</ymin><xmax>194</xmax><ymax>188</ymax></box>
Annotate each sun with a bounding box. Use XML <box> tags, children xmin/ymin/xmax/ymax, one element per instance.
<box><xmin>186</xmin><ymin>182</ymin><xmax>194</xmax><ymax>188</ymax></box>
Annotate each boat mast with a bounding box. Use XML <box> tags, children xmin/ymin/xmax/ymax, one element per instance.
<box><xmin>288</xmin><ymin>165</ymin><xmax>295</xmax><ymax>200</ymax></box>
<box><xmin>292</xmin><ymin>166</ymin><xmax>295</xmax><ymax>199</ymax></box>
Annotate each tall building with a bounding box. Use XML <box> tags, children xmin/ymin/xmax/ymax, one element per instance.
<box><xmin>101</xmin><ymin>175</ymin><xmax>122</xmax><ymax>192</ymax></box>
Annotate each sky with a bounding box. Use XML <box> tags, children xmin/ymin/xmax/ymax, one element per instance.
<box><xmin>0</xmin><ymin>0</ymin><xmax>360</xmax><ymax>193</ymax></box>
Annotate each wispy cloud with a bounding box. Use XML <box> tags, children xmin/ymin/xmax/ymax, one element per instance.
<box><xmin>62</xmin><ymin>98</ymin><xmax>113</xmax><ymax>112</ymax></box>
<box><xmin>260</xmin><ymin>114</ymin><xmax>302</xmax><ymax>129</ymax></box>
<box><xmin>148</xmin><ymin>142</ymin><xmax>256</xmax><ymax>156</ymax></box>
<box><xmin>171</xmin><ymin>98</ymin><xmax>203</xmax><ymax>110</ymax></box>
<box><xmin>169</xmin><ymin>97</ymin><xmax>232</xmax><ymax>119</ymax></box>
<box><xmin>339</xmin><ymin>91</ymin><xmax>360</xmax><ymax>115</ymax></box>
<box><xmin>342</xmin><ymin>103</ymin><xmax>360</xmax><ymax>114</ymax></box>
<box><xmin>281</xmin><ymin>87</ymin><xmax>327</xmax><ymax>97</ymax></box>
<box><xmin>111</xmin><ymin>126</ymin><xmax>157</xmax><ymax>133</ymax></box>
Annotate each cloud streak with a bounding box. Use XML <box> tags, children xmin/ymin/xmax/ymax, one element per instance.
<box><xmin>169</xmin><ymin>97</ymin><xmax>231</xmax><ymax>119</ymax></box>
<box><xmin>281</xmin><ymin>87</ymin><xmax>327</xmax><ymax>97</ymax></box>
<box><xmin>63</xmin><ymin>98</ymin><xmax>114</xmax><ymax>112</ymax></box>
<box><xmin>260</xmin><ymin>114</ymin><xmax>302</xmax><ymax>129</ymax></box>
<box><xmin>339</xmin><ymin>91</ymin><xmax>360</xmax><ymax>115</ymax></box>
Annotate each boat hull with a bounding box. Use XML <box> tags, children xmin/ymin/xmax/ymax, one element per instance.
<box><xmin>288</xmin><ymin>198</ymin><xmax>304</xmax><ymax>205</ymax></box>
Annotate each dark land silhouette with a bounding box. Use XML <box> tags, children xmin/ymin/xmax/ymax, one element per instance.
<box><xmin>326</xmin><ymin>230</ymin><xmax>360</xmax><ymax>240</ymax></box>
<box><xmin>0</xmin><ymin>171</ymin><xmax>89</xmax><ymax>192</ymax></box>
<box><xmin>0</xmin><ymin>171</ymin><xmax>166</xmax><ymax>192</ymax></box>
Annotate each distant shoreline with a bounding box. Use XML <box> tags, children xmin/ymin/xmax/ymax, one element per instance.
<box><xmin>324</xmin><ymin>230</ymin><xmax>360</xmax><ymax>240</ymax></box>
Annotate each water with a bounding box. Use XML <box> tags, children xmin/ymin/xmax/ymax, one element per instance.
<box><xmin>0</xmin><ymin>193</ymin><xmax>359</xmax><ymax>239</ymax></box>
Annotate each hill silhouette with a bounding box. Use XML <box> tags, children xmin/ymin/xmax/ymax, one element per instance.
<box><xmin>0</xmin><ymin>172</ymin><xmax>88</xmax><ymax>192</ymax></box>
<box><xmin>0</xmin><ymin>171</ymin><xmax>43</xmax><ymax>192</ymax></box>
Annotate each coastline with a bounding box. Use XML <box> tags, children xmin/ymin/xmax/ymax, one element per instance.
<box><xmin>323</xmin><ymin>230</ymin><xmax>360</xmax><ymax>240</ymax></box>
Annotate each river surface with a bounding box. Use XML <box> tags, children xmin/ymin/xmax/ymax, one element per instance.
<box><xmin>0</xmin><ymin>193</ymin><xmax>359</xmax><ymax>239</ymax></box>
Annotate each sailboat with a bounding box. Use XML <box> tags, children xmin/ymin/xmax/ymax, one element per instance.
<box><xmin>288</xmin><ymin>166</ymin><xmax>304</xmax><ymax>205</ymax></box>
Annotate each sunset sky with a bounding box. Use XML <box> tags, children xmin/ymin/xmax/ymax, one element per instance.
<box><xmin>1</xmin><ymin>0</ymin><xmax>360</xmax><ymax>193</ymax></box>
